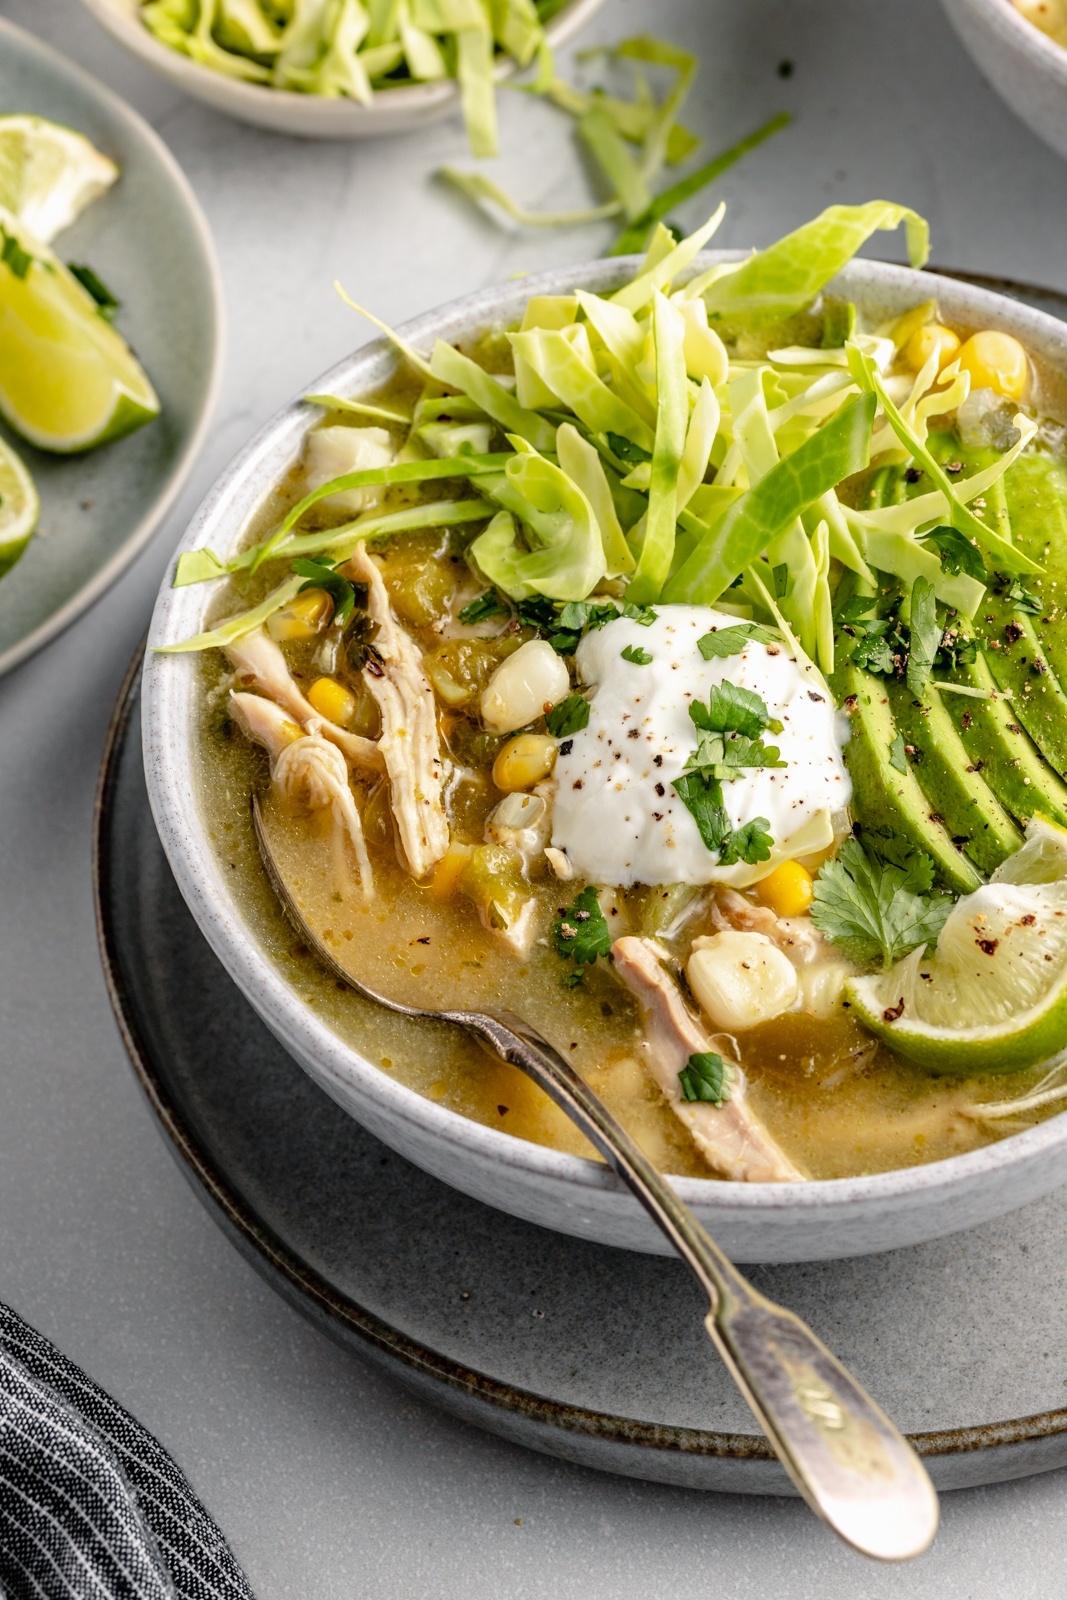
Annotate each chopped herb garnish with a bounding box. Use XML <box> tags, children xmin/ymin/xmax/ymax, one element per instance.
<box><xmin>606</xmin><ymin>431</ymin><xmax>652</xmax><ymax>465</ymax></box>
<box><xmin>68</xmin><ymin>263</ymin><xmax>120</xmax><ymax>321</ymax></box>
<box><xmin>528</xmin><ymin>597</ymin><xmax>658</xmax><ymax>655</ymax></box>
<box><xmin>717</xmin><ymin>816</ymin><xmax>773</xmax><ymax>866</ymax></box>
<box><xmin>691</xmin><ymin>681</ymin><xmax>783</xmax><ymax>740</ymax></box>
<box><xmin>546</xmin><ymin>694</ymin><xmax>590</xmax><ymax>737</ymax></box>
<box><xmin>1005</xmin><ymin>578</ymin><xmax>1043</xmax><ymax>615</ymax></box>
<box><xmin>552</xmin><ymin>884</ymin><xmax>612</xmax><ymax>982</ymax></box>
<box><xmin>459</xmin><ymin>589</ymin><xmax>508</xmax><ymax>625</ymax></box>
<box><xmin>697</xmin><ymin>622</ymin><xmax>778</xmax><ymax>658</ymax></box>
<box><xmin>672</xmin><ymin>679</ymin><xmax>783</xmax><ymax>862</ymax></box>
<box><xmin>905</xmin><ymin>576</ymin><xmax>940</xmax><ymax>699</ymax></box>
<box><xmin>888</xmin><ymin>733</ymin><xmax>908</xmax><ymax>774</ymax></box>
<box><xmin>678</xmin><ymin>1051</ymin><xmax>731</xmax><ymax>1105</ymax></box>
<box><xmin>291</xmin><ymin>556</ymin><xmax>359</xmax><ymax>626</ymax></box>
<box><xmin>621</xmin><ymin>644</ymin><xmax>652</xmax><ymax>665</ymax></box>
<box><xmin>924</xmin><ymin>524</ymin><xmax>986</xmax><ymax>582</ymax></box>
<box><xmin>0</xmin><ymin>226</ymin><xmax>33</xmax><ymax>280</ymax></box>
<box><xmin>811</xmin><ymin>835</ymin><xmax>953</xmax><ymax>967</ymax></box>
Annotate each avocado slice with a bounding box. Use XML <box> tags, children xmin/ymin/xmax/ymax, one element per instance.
<box><xmin>935</xmin><ymin>651</ymin><xmax>1067</xmax><ymax>829</ymax></box>
<box><xmin>831</xmin><ymin>658</ymin><xmax>982</xmax><ymax>894</ymax></box>
<box><xmin>885</xmin><ymin>678</ymin><xmax>1022</xmax><ymax>875</ymax></box>
<box><xmin>1001</xmin><ymin>449</ymin><xmax>1067</xmax><ymax>687</ymax></box>
<box><xmin>979</xmin><ymin>587</ymin><xmax>1067</xmax><ymax>776</ymax></box>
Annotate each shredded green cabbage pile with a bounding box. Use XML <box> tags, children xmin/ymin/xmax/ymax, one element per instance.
<box><xmin>169</xmin><ymin>198</ymin><xmax>1040</xmax><ymax>673</ymax></box>
<box><xmin>440</xmin><ymin>35</ymin><xmax>789</xmax><ymax>252</ymax></box>
<box><xmin>139</xmin><ymin>0</ymin><xmax>556</xmax><ymax>154</ymax></box>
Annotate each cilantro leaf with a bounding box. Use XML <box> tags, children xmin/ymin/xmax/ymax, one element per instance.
<box><xmin>718</xmin><ymin>817</ymin><xmax>773</xmax><ymax>866</ymax></box>
<box><xmin>621</xmin><ymin>644</ymin><xmax>652</xmax><ymax>665</ymax></box>
<box><xmin>68</xmin><ymin>263</ymin><xmax>120</xmax><ymax>321</ymax></box>
<box><xmin>888</xmin><ymin>734</ymin><xmax>907</xmax><ymax>774</ymax></box>
<box><xmin>697</xmin><ymin>623</ymin><xmax>778</xmax><ymax>659</ymax></box>
<box><xmin>552</xmin><ymin>885</ymin><xmax>612</xmax><ymax>975</ymax></box>
<box><xmin>810</xmin><ymin>836</ymin><xmax>952</xmax><ymax>967</ymax></box>
<box><xmin>606</xmin><ymin>431</ymin><xmax>651</xmax><ymax>465</ymax></box>
<box><xmin>1006</xmin><ymin>578</ymin><xmax>1043</xmax><ymax>616</ymax></box>
<box><xmin>546</xmin><ymin>695</ymin><xmax>590</xmax><ymax>737</ymax></box>
<box><xmin>0</xmin><ymin>226</ymin><xmax>33</xmax><ymax>280</ymax></box>
<box><xmin>691</xmin><ymin>681</ymin><xmax>781</xmax><ymax>739</ymax></box>
<box><xmin>291</xmin><ymin>556</ymin><xmax>359</xmax><ymax>625</ymax></box>
<box><xmin>678</xmin><ymin>1051</ymin><xmax>732</xmax><ymax>1105</ymax></box>
<box><xmin>622</xmin><ymin>602</ymin><xmax>658</xmax><ymax>627</ymax></box>
<box><xmin>924</xmin><ymin>524</ymin><xmax>986</xmax><ymax>582</ymax></box>
<box><xmin>516</xmin><ymin>595</ymin><xmax>558</xmax><ymax>631</ymax></box>
<box><xmin>906</xmin><ymin>575</ymin><xmax>941</xmax><ymax>698</ymax></box>
<box><xmin>688</xmin><ymin>730</ymin><xmax>786</xmax><ymax>779</ymax></box>
<box><xmin>671</xmin><ymin>771</ymin><xmax>731</xmax><ymax>852</ymax></box>
<box><xmin>459</xmin><ymin>590</ymin><xmax>508</xmax><ymax>625</ymax></box>
<box><xmin>834</xmin><ymin>594</ymin><xmax>879</xmax><ymax>626</ymax></box>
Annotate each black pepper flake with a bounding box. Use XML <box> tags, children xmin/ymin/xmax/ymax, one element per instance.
<box><xmin>559</xmin><ymin>739</ymin><xmax>573</xmax><ymax>756</ymax></box>
<box><xmin>653</xmin><ymin>754</ymin><xmax>663</xmax><ymax>767</ymax></box>
<box><xmin>904</xmin><ymin>466</ymin><xmax>922</xmax><ymax>484</ymax></box>
<box><xmin>654</xmin><ymin>782</ymin><xmax>665</xmax><ymax>797</ymax></box>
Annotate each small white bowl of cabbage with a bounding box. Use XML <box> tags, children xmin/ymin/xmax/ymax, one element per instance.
<box><xmin>941</xmin><ymin>0</ymin><xmax>1067</xmax><ymax>162</ymax></box>
<box><xmin>79</xmin><ymin>0</ymin><xmax>603</xmax><ymax>143</ymax></box>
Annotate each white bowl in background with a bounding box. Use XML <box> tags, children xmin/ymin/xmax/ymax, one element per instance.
<box><xmin>143</xmin><ymin>253</ymin><xmax>1067</xmax><ymax>1262</ymax></box>
<box><xmin>941</xmin><ymin>0</ymin><xmax>1067</xmax><ymax>162</ymax></box>
<box><xmin>79</xmin><ymin>0</ymin><xmax>604</xmax><ymax>138</ymax></box>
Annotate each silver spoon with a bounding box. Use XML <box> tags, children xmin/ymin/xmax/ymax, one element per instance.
<box><xmin>252</xmin><ymin>796</ymin><xmax>938</xmax><ymax>1561</ymax></box>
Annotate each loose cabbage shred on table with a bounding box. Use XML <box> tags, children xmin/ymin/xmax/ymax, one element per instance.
<box><xmin>168</xmin><ymin>198</ymin><xmax>1040</xmax><ymax>680</ymax></box>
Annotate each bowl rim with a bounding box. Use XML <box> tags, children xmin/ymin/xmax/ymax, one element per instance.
<box><xmin>143</xmin><ymin>250</ymin><xmax>1067</xmax><ymax>1222</ymax></box>
<box><xmin>78</xmin><ymin>0</ymin><xmax>605</xmax><ymax>122</ymax></box>
<box><xmin>947</xmin><ymin>0</ymin><xmax>1067</xmax><ymax>81</ymax></box>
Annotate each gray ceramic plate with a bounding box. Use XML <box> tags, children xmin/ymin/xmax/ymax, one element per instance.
<box><xmin>0</xmin><ymin>19</ymin><xmax>222</xmax><ymax>676</ymax></box>
<box><xmin>97</xmin><ymin>653</ymin><xmax>1067</xmax><ymax>1496</ymax></box>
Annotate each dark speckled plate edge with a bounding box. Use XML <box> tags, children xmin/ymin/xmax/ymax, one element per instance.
<box><xmin>94</xmin><ymin>269</ymin><xmax>1067</xmax><ymax>1490</ymax></box>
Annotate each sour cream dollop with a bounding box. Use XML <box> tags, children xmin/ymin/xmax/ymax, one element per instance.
<box><xmin>550</xmin><ymin>606</ymin><xmax>851</xmax><ymax>888</ymax></box>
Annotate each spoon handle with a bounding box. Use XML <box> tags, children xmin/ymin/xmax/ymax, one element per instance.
<box><xmin>463</xmin><ymin>1010</ymin><xmax>938</xmax><ymax>1563</ymax></box>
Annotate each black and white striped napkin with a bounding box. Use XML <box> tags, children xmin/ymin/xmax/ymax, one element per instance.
<box><xmin>0</xmin><ymin>1301</ymin><xmax>255</xmax><ymax>1600</ymax></box>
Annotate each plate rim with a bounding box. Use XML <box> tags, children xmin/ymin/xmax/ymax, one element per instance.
<box><xmin>0</xmin><ymin>16</ymin><xmax>225</xmax><ymax>678</ymax></box>
<box><xmin>93</xmin><ymin>640</ymin><xmax>1067</xmax><ymax>1479</ymax></box>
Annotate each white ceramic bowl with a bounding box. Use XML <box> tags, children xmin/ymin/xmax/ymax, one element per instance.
<box><xmin>80</xmin><ymin>0</ymin><xmax>604</xmax><ymax>138</ymax></box>
<box><xmin>144</xmin><ymin>253</ymin><xmax>1067</xmax><ymax>1263</ymax></box>
<box><xmin>941</xmin><ymin>0</ymin><xmax>1067</xmax><ymax>162</ymax></box>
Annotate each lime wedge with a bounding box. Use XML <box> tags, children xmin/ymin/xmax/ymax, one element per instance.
<box><xmin>0</xmin><ymin>433</ymin><xmax>40</xmax><ymax>579</ymax></box>
<box><xmin>0</xmin><ymin>207</ymin><xmax>159</xmax><ymax>454</ymax></box>
<box><xmin>845</xmin><ymin>819</ymin><xmax>1067</xmax><ymax>1075</ymax></box>
<box><xmin>0</xmin><ymin>115</ymin><xmax>118</xmax><ymax>244</ymax></box>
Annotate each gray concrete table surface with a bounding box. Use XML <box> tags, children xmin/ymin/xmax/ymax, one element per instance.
<box><xmin>3</xmin><ymin>0</ymin><xmax>1067</xmax><ymax>1593</ymax></box>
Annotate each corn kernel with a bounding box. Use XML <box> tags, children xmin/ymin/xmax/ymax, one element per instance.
<box><xmin>904</xmin><ymin>322</ymin><xmax>960</xmax><ymax>375</ymax></box>
<box><xmin>890</xmin><ymin>299</ymin><xmax>936</xmax><ymax>352</ymax></box>
<box><xmin>755</xmin><ymin>859</ymin><xmax>814</xmax><ymax>918</ymax></box>
<box><xmin>307</xmin><ymin>676</ymin><xmax>358</xmax><ymax>727</ymax></box>
<box><xmin>957</xmin><ymin>330</ymin><xmax>1029</xmax><ymax>401</ymax></box>
<box><xmin>267</xmin><ymin>588</ymin><xmax>333</xmax><ymax>642</ymax></box>
<box><xmin>428</xmin><ymin>842</ymin><xmax>473</xmax><ymax>900</ymax></box>
<box><xmin>492</xmin><ymin>733</ymin><xmax>558</xmax><ymax>793</ymax></box>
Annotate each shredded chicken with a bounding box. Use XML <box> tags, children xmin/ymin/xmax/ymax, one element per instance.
<box><xmin>225</xmin><ymin>629</ymin><xmax>383</xmax><ymax>775</ymax></box>
<box><xmin>345</xmin><ymin>549</ymin><xmax>449</xmax><ymax>879</ymax></box>
<box><xmin>230</xmin><ymin>691</ymin><xmax>373</xmax><ymax>895</ymax></box>
<box><xmin>711</xmin><ymin>888</ymin><xmax>823</xmax><ymax>963</ymax></box>
<box><xmin>611</xmin><ymin>936</ymin><xmax>804</xmax><ymax>1183</ymax></box>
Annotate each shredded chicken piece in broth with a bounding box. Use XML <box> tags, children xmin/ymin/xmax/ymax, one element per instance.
<box><xmin>345</xmin><ymin>549</ymin><xmax>449</xmax><ymax>879</ymax></box>
<box><xmin>612</xmin><ymin>935</ymin><xmax>805</xmax><ymax>1182</ymax></box>
<box><xmin>230</xmin><ymin>691</ymin><xmax>374</xmax><ymax>895</ymax></box>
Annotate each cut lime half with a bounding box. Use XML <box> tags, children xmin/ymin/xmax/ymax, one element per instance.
<box><xmin>0</xmin><ymin>435</ymin><xmax>40</xmax><ymax>579</ymax></box>
<box><xmin>846</xmin><ymin>820</ymin><xmax>1067</xmax><ymax>1075</ymax></box>
<box><xmin>0</xmin><ymin>206</ymin><xmax>159</xmax><ymax>454</ymax></box>
<box><xmin>0</xmin><ymin>115</ymin><xmax>118</xmax><ymax>244</ymax></box>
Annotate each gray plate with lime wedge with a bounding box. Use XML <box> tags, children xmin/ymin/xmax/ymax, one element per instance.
<box><xmin>0</xmin><ymin>18</ymin><xmax>221</xmax><ymax>676</ymax></box>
